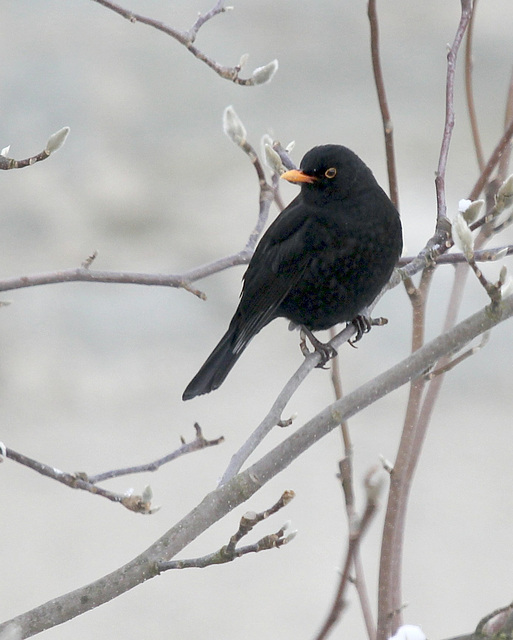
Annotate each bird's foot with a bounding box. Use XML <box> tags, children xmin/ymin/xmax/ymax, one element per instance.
<box><xmin>348</xmin><ymin>315</ymin><xmax>388</xmax><ymax>346</ymax></box>
<box><xmin>299</xmin><ymin>326</ymin><xmax>337</xmax><ymax>368</ymax></box>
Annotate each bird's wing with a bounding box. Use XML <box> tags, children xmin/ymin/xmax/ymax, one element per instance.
<box><xmin>230</xmin><ymin>198</ymin><xmax>312</xmax><ymax>351</ymax></box>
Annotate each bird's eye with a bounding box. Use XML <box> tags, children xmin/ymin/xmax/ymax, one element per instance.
<box><xmin>325</xmin><ymin>167</ymin><xmax>337</xmax><ymax>179</ymax></box>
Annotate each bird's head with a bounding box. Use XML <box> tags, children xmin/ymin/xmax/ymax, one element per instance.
<box><xmin>280</xmin><ymin>144</ymin><xmax>373</xmax><ymax>202</ymax></box>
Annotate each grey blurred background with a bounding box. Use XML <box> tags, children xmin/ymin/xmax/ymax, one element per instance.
<box><xmin>1</xmin><ymin>1</ymin><xmax>513</xmax><ymax>638</ymax></box>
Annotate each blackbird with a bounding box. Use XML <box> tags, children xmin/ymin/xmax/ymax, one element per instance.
<box><xmin>182</xmin><ymin>144</ymin><xmax>402</xmax><ymax>401</ymax></box>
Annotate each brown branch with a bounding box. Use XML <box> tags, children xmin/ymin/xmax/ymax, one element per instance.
<box><xmin>435</xmin><ymin>0</ymin><xmax>473</xmax><ymax>225</ymax></box>
<box><xmin>314</xmin><ymin>469</ymin><xmax>381</xmax><ymax>640</ymax></box>
<box><xmin>0</xmin><ymin>118</ymin><xmax>277</xmax><ymax>298</ymax></box>
<box><xmin>465</xmin><ymin>0</ymin><xmax>485</xmax><ymax>172</ymax></box>
<box><xmin>498</xmin><ymin>68</ymin><xmax>513</xmax><ymax>182</ymax></box>
<box><xmin>398</xmin><ymin>245</ymin><xmax>513</xmax><ymax>266</ymax></box>
<box><xmin>2</xmin><ymin>297</ymin><xmax>513</xmax><ymax>638</ymax></box>
<box><xmin>329</xmin><ymin>329</ymin><xmax>376</xmax><ymax>640</ymax></box>
<box><xmin>3</xmin><ymin>424</ymin><xmax>223</xmax><ymax>513</ymax></box>
<box><xmin>377</xmin><ymin>267</ymin><xmax>435</xmax><ymax>639</ymax></box>
<box><xmin>367</xmin><ymin>0</ymin><xmax>399</xmax><ymax>209</ymax></box>
<box><xmin>88</xmin><ymin>423</ymin><xmax>224</xmax><ymax>483</ymax></box>
<box><xmin>90</xmin><ymin>0</ymin><xmax>277</xmax><ymax>86</ymax></box>
<box><xmin>0</xmin><ymin>127</ymin><xmax>69</xmax><ymax>170</ymax></box>
<box><xmin>0</xmin><ymin>265</ymin><xmax>207</xmax><ymax>298</ymax></box>
<box><xmin>156</xmin><ymin>491</ymin><xmax>295</xmax><ymax>571</ymax></box>
<box><xmin>468</xmin><ymin>116</ymin><xmax>513</xmax><ymax>201</ymax></box>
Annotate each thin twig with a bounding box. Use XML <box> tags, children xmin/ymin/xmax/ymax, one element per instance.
<box><xmin>435</xmin><ymin>0</ymin><xmax>473</xmax><ymax>225</ymax></box>
<box><xmin>377</xmin><ymin>267</ymin><xmax>434</xmax><ymax>638</ymax></box>
<box><xmin>156</xmin><ymin>491</ymin><xmax>295</xmax><ymax>571</ymax></box>
<box><xmin>0</xmin><ymin>266</ymin><xmax>208</xmax><ymax>298</ymax></box>
<box><xmin>314</xmin><ymin>469</ymin><xmax>381</xmax><ymax>640</ymax></box>
<box><xmin>2</xmin><ymin>296</ymin><xmax>513</xmax><ymax>638</ymax></box>
<box><xmin>367</xmin><ymin>0</ymin><xmax>399</xmax><ymax>209</ymax></box>
<box><xmin>88</xmin><ymin>423</ymin><xmax>224</xmax><ymax>483</ymax></box>
<box><xmin>398</xmin><ymin>245</ymin><xmax>513</xmax><ymax>266</ymax></box>
<box><xmin>498</xmin><ymin>68</ymin><xmax>513</xmax><ymax>182</ymax></box>
<box><xmin>468</xmin><ymin>116</ymin><xmax>513</xmax><ymax>201</ymax></box>
<box><xmin>0</xmin><ymin>125</ymin><xmax>278</xmax><ymax>297</ymax></box>
<box><xmin>377</xmin><ymin>6</ymin><xmax>473</xmax><ymax>639</ymax></box>
<box><xmin>329</xmin><ymin>328</ymin><xmax>376</xmax><ymax>640</ymax></box>
<box><xmin>0</xmin><ymin>126</ymin><xmax>69</xmax><ymax>170</ymax></box>
<box><xmin>218</xmin><ymin>323</ymin><xmax>357</xmax><ymax>485</ymax></box>
<box><xmin>3</xmin><ymin>424</ymin><xmax>223</xmax><ymax>513</ymax></box>
<box><xmin>90</xmin><ymin>0</ymin><xmax>277</xmax><ymax>86</ymax></box>
<box><xmin>4</xmin><ymin>446</ymin><xmax>157</xmax><ymax>513</ymax></box>
<box><xmin>465</xmin><ymin>0</ymin><xmax>485</xmax><ymax>172</ymax></box>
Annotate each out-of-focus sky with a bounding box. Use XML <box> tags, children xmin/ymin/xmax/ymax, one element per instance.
<box><xmin>1</xmin><ymin>1</ymin><xmax>513</xmax><ymax>639</ymax></box>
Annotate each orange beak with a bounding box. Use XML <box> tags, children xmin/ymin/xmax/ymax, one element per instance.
<box><xmin>280</xmin><ymin>168</ymin><xmax>317</xmax><ymax>184</ymax></box>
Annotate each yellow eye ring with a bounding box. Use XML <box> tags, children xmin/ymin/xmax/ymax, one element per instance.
<box><xmin>325</xmin><ymin>167</ymin><xmax>337</xmax><ymax>179</ymax></box>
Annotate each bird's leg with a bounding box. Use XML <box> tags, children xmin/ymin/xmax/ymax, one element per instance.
<box><xmin>299</xmin><ymin>326</ymin><xmax>337</xmax><ymax>368</ymax></box>
<box><xmin>349</xmin><ymin>314</ymin><xmax>388</xmax><ymax>345</ymax></box>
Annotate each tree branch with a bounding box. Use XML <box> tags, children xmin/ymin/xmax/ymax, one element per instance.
<box><xmin>157</xmin><ymin>490</ymin><xmax>295</xmax><ymax>571</ymax></box>
<box><xmin>3</xmin><ymin>424</ymin><xmax>223</xmax><ymax>513</ymax></box>
<box><xmin>2</xmin><ymin>295</ymin><xmax>513</xmax><ymax>637</ymax></box>
<box><xmin>435</xmin><ymin>0</ymin><xmax>473</xmax><ymax>225</ymax></box>
<box><xmin>90</xmin><ymin>0</ymin><xmax>278</xmax><ymax>86</ymax></box>
<box><xmin>367</xmin><ymin>0</ymin><xmax>399</xmax><ymax>209</ymax></box>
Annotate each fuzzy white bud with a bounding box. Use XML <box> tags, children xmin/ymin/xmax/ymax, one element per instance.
<box><xmin>452</xmin><ymin>212</ymin><xmax>475</xmax><ymax>259</ymax></box>
<box><xmin>389</xmin><ymin>625</ymin><xmax>426</xmax><ymax>640</ymax></box>
<box><xmin>285</xmin><ymin>140</ymin><xmax>295</xmax><ymax>154</ymax></box>
<box><xmin>142</xmin><ymin>485</ymin><xmax>153</xmax><ymax>502</ymax></box>
<box><xmin>251</xmin><ymin>59</ymin><xmax>279</xmax><ymax>85</ymax></box>
<box><xmin>223</xmin><ymin>106</ymin><xmax>247</xmax><ymax>146</ymax></box>
<box><xmin>283</xmin><ymin>530</ymin><xmax>298</xmax><ymax>544</ymax></box>
<box><xmin>238</xmin><ymin>53</ymin><xmax>249</xmax><ymax>69</ymax></box>
<box><xmin>458</xmin><ymin>198</ymin><xmax>484</xmax><ymax>223</ymax></box>
<box><xmin>490</xmin><ymin>247</ymin><xmax>509</xmax><ymax>261</ymax></box>
<box><xmin>458</xmin><ymin>199</ymin><xmax>472</xmax><ymax>213</ymax></box>
<box><xmin>379</xmin><ymin>454</ymin><xmax>394</xmax><ymax>473</ymax></box>
<box><xmin>45</xmin><ymin>126</ymin><xmax>70</xmax><ymax>154</ymax></box>
<box><xmin>501</xmin><ymin>275</ymin><xmax>513</xmax><ymax>299</ymax></box>
<box><xmin>264</xmin><ymin>144</ymin><xmax>284</xmax><ymax>174</ymax></box>
<box><xmin>497</xmin><ymin>173</ymin><xmax>513</xmax><ymax>202</ymax></box>
<box><xmin>1</xmin><ymin>145</ymin><xmax>11</xmax><ymax>158</ymax></box>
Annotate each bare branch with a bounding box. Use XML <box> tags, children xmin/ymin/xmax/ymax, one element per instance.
<box><xmin>468</xmin><ymin>117</ymin><xmax>513</xmax><ymax>201</ymax></box>
<box><xmin>329</xmin><ymin>332</ymin><xmax>376</xmax><ymax>640</ymax></box>
<box><xmin>156</xmin><ymin>491</ymin><xmax>295</xmax><ymax>571</ymax></box>
<box><xmin>465</xmin><ymin>0</ymin><xmax>485</xmax><ymax>172</ymax></box>
<box><xmin>399</xmin><ymin>245</ymin><xmax>513</xmax><ymax>266</ymax></box>
<box><xmin>314</xmin><ymin>469</ymin><xmax>381</xmax><ymax>640</ymax></box>
<box><xmin>367</xmin><ymin>0</ymin><xmax>399</xmax><ymax>209</ymax></box>
<box><xmin>435</xmin><ymin>0</ymin><xmax>473</xmax><ymax>225</ymax></box>
<box><xmin>0</xmin><ymin>127</ymin><xmax>70</xmax><ymax>170</ymax></box>
<box><xmin>88</xmin><ymin>423</ymin><xmax>224</xmax><ymax>483</ymax></box>
<box><xmin>4</xmin><ymin>446</ymin><xmax>157</xmax><ymax>513</ymax></box>
<box><xmin>0</xmin><ymin>264</ymin><xmax>207</xmax><ymax>298</ymax></box>
<box><xmin>90</xmin><ymin>0</ymin><xmax>278</xmax><ymax>86</ymax></box>
<box><xmin>3</xmin><ymin>424</ymin><xmax>223</xmax><ymax>512</ymax></box>
<box><xmin>2</xmin><ymin>296</ymin><xmax>513</xmax><ymax>637</ymax></box>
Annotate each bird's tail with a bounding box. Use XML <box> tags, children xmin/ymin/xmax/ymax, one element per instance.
<box><xmin>182</xmin><ymin>323</ymin><xmax>247</xmax><ymax>401</ymax></box>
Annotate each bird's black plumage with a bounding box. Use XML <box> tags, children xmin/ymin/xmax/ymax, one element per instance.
<box><xmin>182</xmin><ymin>144</ymin><xmax>402</xmax><ymax>400</ymax></box>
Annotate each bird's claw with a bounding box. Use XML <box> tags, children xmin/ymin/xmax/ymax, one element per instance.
<box><xmin>314</xmin><ymin>342</ymin><xmax>338</xmax><ymax>368</ymax></box>
<box><xmin>299</xmin><ymin>327</ymin><xmax>337</xmax><ymax>367</ymax></box>
<box><xmin>349</xmin><ymin>315</ymin><xmax>388</xmax><ymax>346</ymax></box>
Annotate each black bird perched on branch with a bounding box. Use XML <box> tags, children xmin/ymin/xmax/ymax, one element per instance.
<box><xmin>183</xmin><ymin>144</ymin><xmax>402</xmax><ymax>401</ymax></box>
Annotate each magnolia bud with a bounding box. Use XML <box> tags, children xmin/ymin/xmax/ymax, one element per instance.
<box><xmin>45</xmin><ymin>126</ymin><xmax>70</xmax><ymax>154</ymax></box>
<box><xmin>251</xmin><ymin>59</ymin><xmax>278</xmax><ymax>85</ymax></box>
<box><xmin>223</xmin><ymin>106</ymin><xmax>247</xmax><ymax>146</ymax></box>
